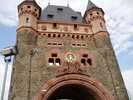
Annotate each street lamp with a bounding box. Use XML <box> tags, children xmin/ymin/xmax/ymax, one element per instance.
<box><xmin>0</xmin><ymin>46</ymin><xmax>17</xmax><ymax>100</ymax></box>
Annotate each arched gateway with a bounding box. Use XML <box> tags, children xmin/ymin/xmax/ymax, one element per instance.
<box><xmin>34</xmin><ymin>74</ymin><xmax>113</xmax><ymax>100</ymax></box>
<box><xmin>8</xmin><ymin>0</ymin><xmax>129</xmax><ymax>100</ymax></box>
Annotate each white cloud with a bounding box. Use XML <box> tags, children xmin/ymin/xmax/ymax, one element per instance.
<box><xmin>122</xmin><ymin>68</ymin><xmax>133</xmax><ymax>99</ymax></box>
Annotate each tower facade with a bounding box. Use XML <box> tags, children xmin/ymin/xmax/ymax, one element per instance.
<box><xmin>9</xmin><ymin>0</ymin><xmax>129</xmax><ymax>100</ymax></box>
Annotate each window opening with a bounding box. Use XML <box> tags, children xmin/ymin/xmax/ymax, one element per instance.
<box><xmin>87</xmin><ymin>58</ymin><xmax>92</xmax><ymax>66</ymax></box>
<box><xmin>81</xmin><ymin>59</ymin><xmax>86</xmax><ymax>66</ymax></box>
<box><xmin>57</xmin><ymin>8</ymin><xmax>63</xmax><ymax>11</ymax></box>
<box><xmin>71</xmin><ymin>16</ymin><xmax>78</xmax><ymax>20</ymax></box>
<box><xmin>55</xmin><ymin>58</ymin><xmax>61</xmax><ymax>66</ymax></box>
<box><xmin>48</xmin><ymin>34</ymin><xmax>51</xmax><ymax>37</ymax></box>
<box><xmin>58</xmin><ymin>34</ymin><xmax>61</xmax><ymax>38</ymax></box>
<box><xmin>100</xmin><ymin>23</ymin><xmax>103</xmax><ymax>28</ymax></box>
<box><xmin>74</xmin><ymin>24</ymin><xmax>78</xmax><ymax>30</ymax></box>
<box><xmin>52</xmin><ymin>53</ymin><xmax>57</xmax><ymax>57</ymax></box>
<box><xmin>72</xmin><ymin>35</ymin><xmax>75</xmax><ymax>39</ymax></box>
<box><xmin>81</xmin><ymin>35</ymin><xmax>84</xmax><ymax>39</ymax></box>
<box><xmin>53</xmin><ymin>34</ymin><xmax>56</xmax><ymax>37</ymax></box>
<box><xmin>48</xmin><ymin>58</ymin><xmax>54</xmax><ymax>66</ymax></box>
<box><xmin>26</xmin><ymin>17</ymin><xmax>29</xmax><ymax>23</ymax></box>
<box><xmin>83</xmin><ymin>54</ymin><xmax>88</xmax><ymax>58</ymax></box>
<box><xmin>53</xmin><ymin>23</ymin><xmax>57</xmax><ymax>29</ymax></box>
<box><xmin>27</xmin><ymin>6</ymin><xmax>31</xmax><ymax>8</ymax></box>
<box><xmin>47</xmin><ymin>14</ymin><xmax>54</xmax><ymax>18</ymax></box>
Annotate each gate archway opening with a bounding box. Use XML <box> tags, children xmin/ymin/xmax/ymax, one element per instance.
<box><xmin>34</xmin><ymin>74</ymin><xmax>113</xmax><ymax>100</ymax></box>
<box><xmin>48</xmin><ymin>84</ymin><xmax>96</xmax><ymax>100</ymax></box>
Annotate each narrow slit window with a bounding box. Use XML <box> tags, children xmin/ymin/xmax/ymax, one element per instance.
<box><xmin>81</xmin><ymin>35</ymin><xmax>84</xmax><ymax>39</ymax></box>
<box><xmin>58</xmin><ymin>34</ymin><xmax>61</xmax><ymax>38</ymax></box>
<box><xmin>53</xmin><ymin>23</ymin><xmax>57</xmax><ymax>29</ymax></box>
<box><xmin>48</xmin><ymin>34</ymin><xmax>51</xmax><ymax>37</ymax></box>
<box><xmin>77</xmin><ymin>35</ymin><xmax>79</xmax><ymax>39</ymax></box>
<box><xmin>72</xmin><ymin>35</ymin><xmax>75</xmax><ymax>39</ymax></box>
<box><xmin>26</xmin><ymin>18</ymin><xmax>29</xmax><ymax>23</ymax></box>
<box><xmin>100</xmin><ymin>23</ymin><xmax>103</xmax><ymax>28</ymax></box>
<box><xmin>53</xmin><ymin>34</ymin><xmax>56</xmax><ymax>37</ymax></box>
<box><xmin>74</xmin><ymin>24</ymin><xmax>78</xmax><ymax>30</ymax></box>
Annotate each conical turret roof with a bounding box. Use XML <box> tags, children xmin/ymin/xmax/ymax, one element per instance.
<box><xmin>18</xmin><ymin>0</ymin><xmax>41</xmax><ymax>9</ymax></box>
<box><xmin>86</xmin><ymin>0</ymin><xmax>97</xmax><ymax>11</ymax></box>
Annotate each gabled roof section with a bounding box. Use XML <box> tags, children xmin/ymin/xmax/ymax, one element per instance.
<box><xmin>40</xmin><ymin>5</ymin><xmax>83</xmax><ymax>23</ymax></box>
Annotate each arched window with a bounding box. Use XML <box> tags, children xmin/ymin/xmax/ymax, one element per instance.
<box><xmin>48</xmin><ymin>53</ymin><xmax>61</xmax><ymax>66</ymax></box>
<box><xmin>81</xmin><ymin>54</ymin><xmax>92</xmax><ymax>66</ymax></box>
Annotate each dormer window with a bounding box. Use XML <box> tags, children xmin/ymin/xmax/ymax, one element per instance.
<box><xmin>47</xmin><ymin>14</ymin><xmax>54</xmax><ymax>18</ymax></box>
<box><xmin>57</xmin><ymin>8</ymin><xmax>63</xmax><ymax>11</ymax></box>
<box><xmin>71</xmin><ymin>16</ymin><xmax>78</xmax><ymax>20</ymax></box>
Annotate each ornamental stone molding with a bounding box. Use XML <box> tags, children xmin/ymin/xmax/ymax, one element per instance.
<box><xmin>34</xmin><ymin>74</ymin><xmax>114</xmax><ymax>100</ymax></box>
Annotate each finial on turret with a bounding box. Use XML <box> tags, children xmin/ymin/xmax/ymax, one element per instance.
<box><xmin>67</xmin><ymin>0</ymin><xmax>69</xmax><ymax>7</ymax></box>
<box><xmin>48</xmin><ymin>0</ymin><xmax>50</xmax><ymax>5</ymax></box>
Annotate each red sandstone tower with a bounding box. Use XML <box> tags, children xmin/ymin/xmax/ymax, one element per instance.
<box><xmin>8</xmin><ymin>0</ymin><xmax>129</xmax><ymax>100</ymax></box>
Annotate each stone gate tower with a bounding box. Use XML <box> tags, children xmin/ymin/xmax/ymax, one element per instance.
<box><xmin>9</xmin><ymin>0</ymin><xmax>129</xmax><ymax>100</ymax></box>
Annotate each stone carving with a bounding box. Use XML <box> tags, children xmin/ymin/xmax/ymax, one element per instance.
<box><xmin>56</xmin><ymin>61</ymin><xmax>84</xmax><ymax>76</ymax></box>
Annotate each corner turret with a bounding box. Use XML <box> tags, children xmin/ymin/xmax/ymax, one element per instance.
<box><xmin>84</xmin><ymin>0</ymin><xmax>107</xmax><ymax>33</ymax></box>
<box><xmin>18</xmin><ymin>0</ymin><xmax>41</xmax><ymax>29</ymax></box>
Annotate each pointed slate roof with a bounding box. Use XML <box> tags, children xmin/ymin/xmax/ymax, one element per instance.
<box><xmin>40</xmin><ymin>5</ymin><xmax>82</xmax><ymax>23</ymax></box>
<box><xmin>86</xmin><ymin>0</ymin><xmax>97</xmax><ymax>11</ymax></box>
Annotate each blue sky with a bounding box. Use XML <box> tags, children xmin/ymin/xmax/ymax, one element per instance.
<box><xmin>0</xmin><ymin>0</ymin><xmax>133</xmax><ymax>99</ymax></box>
